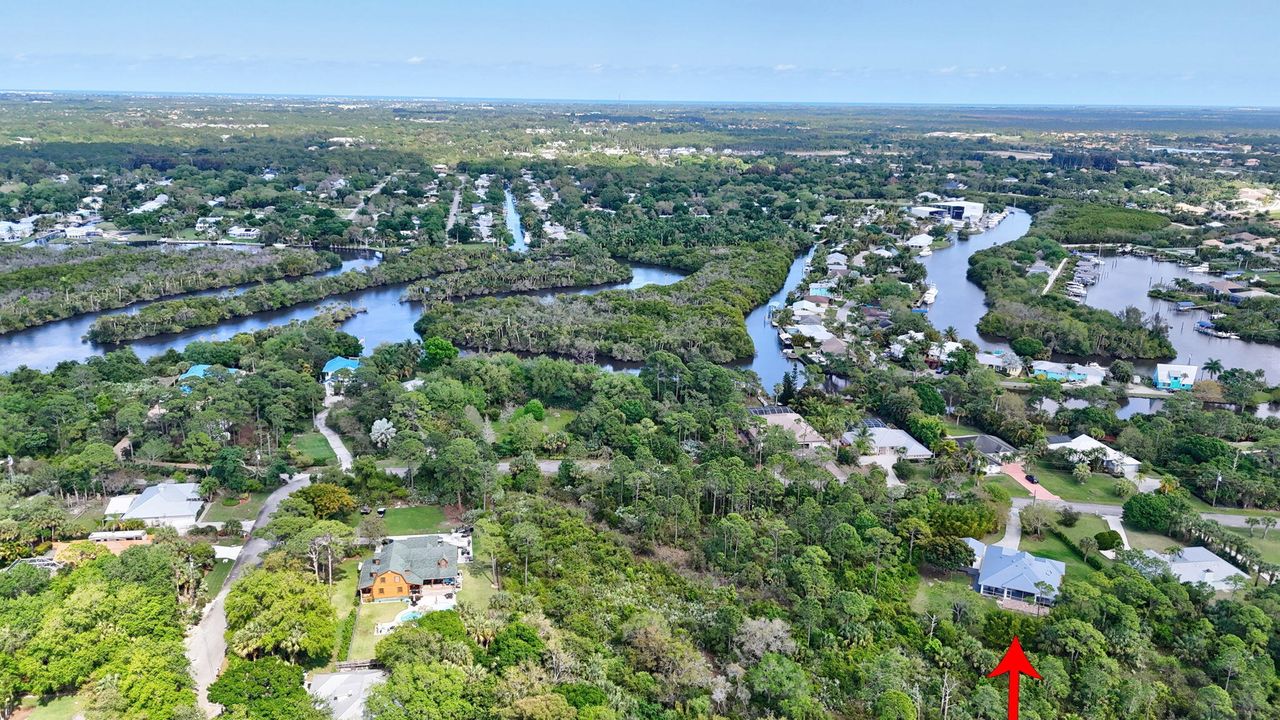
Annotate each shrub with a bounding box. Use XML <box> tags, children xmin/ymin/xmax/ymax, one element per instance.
<box><xmin>1094</xmin><ymin>530</ymin><xmax>1123</xmax><ymax>551</ymax></box>
<box><xmin>1112</xmin><ymin>479</ymin><xmax>1137</xmax><ymax>499</ymax></box>
<box><xmin>1057</xmin><ymin>507</ymin><xmax>1080</xmax><ymax>527</ymax></box>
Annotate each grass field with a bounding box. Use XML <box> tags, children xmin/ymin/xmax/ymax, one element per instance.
<box><xmin>985</xmin><ymin>473</ymin><xmax>1030</xmax><ymax>499</ymax></box>
<box><xmin>203</xmin><ymin>492</ymin><xmax>270</xmax><ymax>523</ymax></box>
<box><xmin>348</xmin><ymin>601</ymin><xmax>406</xmax><ymax>661</ymax></box>
<box><xmin>458</xmin><ymin>564</ymin><xmax>498</xmax><ymax>609</ymax></box>
<box><xmin>1183</xmin><ymin>494</ymin><xmax>1280</xmax><ymax>519</ymax></box>
<box><xmin>494</xmin><ymin>407</ymin><xmax>578</xmax><ymax>457</ymax></box>
<box><xmin>1055</xmin><ymin>513</ymin><xmax>1110</xmax><ymax>546</ymax></box>
<box><xmin>942</xmin><ymin>421</ymin><xmax>983</xmax><ymax>437</ymax></box>
<box><xmin>24</xmin><ymin>693</ymin><xmax>86</xmax><ymax>720</ymax></box>
<box><xmin>329</xmin><ymin>557</ymin><xmax>363</xmax><ymax>663</ymax></box>
<box><xmin>910</xmin><ymin>573</ymin><xmax>991</xmax><ymax>614</ymax></box>
<box><xmin>1029</xmin><ymin>461</ymin><xmax>1126</xmax><ymax>504</ymax></box>
<box><xmin>291</xmin><ymin>432</ymin><xmax>337</xmax><ymax>466</ymax></box>
<box><xmin>203</xmin><ymin>557</ymin><xmax>235</xmax><ymax>595</ymax></box>
<box><xmin>1020</xmin><ymin>531</ymin><xmax>1096</xmax><ymax>582</ymax></box>
<box><xmin>1228</xmin><ymin>529</ymin><xmax>1280</xmax><ymax>565</ymax></box>
<box><xmin>1124</xmin><ymin>525</ymin><xmax>1187</xmax><ymax>554</ymax></box>
<box><xmin>383</xmin><ymin>506</ymin><xmax>448</xmax><ymax>535</ymax></box>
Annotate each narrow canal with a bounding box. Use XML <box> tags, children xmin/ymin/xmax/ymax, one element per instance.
<box><xmin>916</xmin><ymin>209</ymin><xmax>1031</xmax><ymax>352</ymax></box>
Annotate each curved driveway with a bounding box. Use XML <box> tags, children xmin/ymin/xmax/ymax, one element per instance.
<box><xmin>185</xmin><ymin>474</ymin><xmax>311</xmax><ymax>715</ymax></box>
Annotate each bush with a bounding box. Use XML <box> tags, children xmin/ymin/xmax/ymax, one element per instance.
<box><xmin>1094</xmin><ymin>530</ymin><xmax>1123</xmax><ymax>551</ymax></box>
<box><xmin>222</xmin><ymin>496</ymin><xmax>241</xmax><ymax>506</ymax></box>
<box><xmin>984</xmin><ymin>482</ymin><xmax>1011</xmax><ymax>504</ymax></box>
<box><xmin>1057</xmin><ymin>507</ymin><xmax>1080</xmax><ymax>527</ymax></box>
<box><xmin>1111</xmin><ymin>479</ymin><xmax>1137</xmax><ymax>499</ymax></box>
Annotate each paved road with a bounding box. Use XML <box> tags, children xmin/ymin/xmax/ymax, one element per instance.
<box><xmin>345</xmin><ymin>176</ymin><xmax>389</xmax><ymax>221</ymax></box>
<box><xmin>1040</xmin><ymin>257</ymin><xmax>1069</xmax><ymax>295</ymax></box>
<box><xmin>494</xmin><ymin>458</ymin><xmax>604</xmax><ymax>475</ymax></box>
<box><xmin>186</xmin><ymin>474</ymin><xmax>311</xmax><ymax>715</ymax></box>
<box><xmin>1011</xmin><ymin>497</ymin><xmax>1259</xmax><ymax>528</ymax></box>
<box><xmin>445</xmin><ymin>182</ymin><xmax>463</xmax><ymax>231</ymax></box>
<box><xmin>316</xmin><ymin>408</ymin><xmax>353</xmax><ymax>471</ymax></box>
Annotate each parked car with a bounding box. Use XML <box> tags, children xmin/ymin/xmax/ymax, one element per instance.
<box><xmin>1026</xmin><ymin>474</ymin><xmax>1039</xmax><ymax>484</ymax></box>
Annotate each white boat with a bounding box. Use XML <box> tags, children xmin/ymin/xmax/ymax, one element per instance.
<box><xmin>1188</xmin><ymin>263</ymin><xmax>1210</xmax><ymax>273</ymax></box>
<box><xmin>921</xmin><ymin>284</ymin><xmax>938</xmax><ymax>304</ymax></box>
<box><xmin>918</xmin><ymin>247</ymin><xmax>933</xmax><ymax>256</ymax></box>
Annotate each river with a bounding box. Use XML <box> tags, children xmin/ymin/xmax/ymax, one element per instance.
<box><xmin>916</xmin><ymin>209</ymin><xmax>1031</xmax><ymax>352</ymax></box>
<box><xmin>737</xmin><ymin>248</ymin><xmax>813</xmax><ymax>394</ymax></box>
<box><xmin>0</xmin><ymin>251</ymin><xmax>380</xmax><ymax>373</ymax></box>
<box><xmin>1082</xmin><ymin>255</ymin><xmax>1280</xmax><ymax>384</ymax></box>
<box><xmin>0</xmin><ymin>250</ymin><xmax>687</xmax><ymax>372</ymax></box>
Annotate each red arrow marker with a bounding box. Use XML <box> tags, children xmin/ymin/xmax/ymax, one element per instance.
<box><xmin>987</xmin><ymin>636</ymin><xmax>1040</xmax><ymax>720</ymax></box>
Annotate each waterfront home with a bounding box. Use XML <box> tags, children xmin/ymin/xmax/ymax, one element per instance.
<box><xmin>826</xmin><ymin>252</ymin><xmax>848</xmax><ymax>267</ymax></box>
<box><xmin>926</xmin><ymin>341</ymin><xmax>964</xmax><ymax>367</ymax></box>
<box><xmin>106</xmin><ymin>483</ymin><xmax>204</xmax><ymax>531</ymax></box>
<box><xmin>128</xmin><ymin>194</ymin><xmax>170</xmax><ymax>214</ymax></box>
<box><xmin>1153</xmin><ymin>363</ymin><xmax>1198</xmax><ymax>390</ymax></box>
<box><xmin>179</xmin><ymin>364</ymin><xmax>240</xmax><ymax>392</ymax></box>
<box><xmin>843</xmin><ymin>422</ymin><xmax>933</xmax><ymax>460</ymax></box>
<box><xmin>1031</xmin><ymin>361</ymin><xmax>1106</xmax><ymax>386</ymax></box>
<box><xmin>1141</xmin><ymin>547</ymin><xmax>1246</xmax><ymax>592</ymax></box>
<box><xmin>64</xmin><ymin>225</ymin><xmax>102</xmax><ymax>239</ymax></box>
<box><xmin>906</xmin><ymin>234</ymin><xmax>934</xmax><ymax>251</ymax></box>
<box><xmin>323</xmin><ymin>356</ymin><xmax>362</xmax><ymax>383</ymax></box>
<box><xmin>1026</xmin><ymin>259</ymin><xmax>1053</xmax><ymax>276</ymax></box>
<box><xmin>1228</xmin><ymin>289</ymin><xmax>1277</xmax><ymax>304</ymax></box>
<box><xmin>1046</xmin><ymin>434</ymin><xmax>1141</xmax><ymax>479</ymax></box>
<box><xmin>359</xmin><ymin>536</ymin><xmax>460</xmax><ymax>603</ymax></box>
<box><xmin>195</xmin><ymin>216</ymin><xmax>224</xmax><ymax>231</ymax></box>
<box><xmin>964</xmin><ymin>539</ymin><xmax>1065</xmax><ymax>606</ymax></box>
<box><xmin>747</xmin><ymin>406</ymin><xmax>829</xmax><ymax>452</ymax></box>
<box><xmin>887</xmin><ymin>330</ymin><xmax>927</xmax><ymax>359</ymax></box>
<box><xmin>1199</xmin><ymin>279</ymin><xmax>1247</xmax><ymax>297</ymax></box>
<box><xmin>976</xmin><ymin>350</ymin><xmax>1022</xmax><ymax>376</ymax></box>
<box><xmin>228</xmin><ymin>226</ymin><xmax>261</xmax><ymax>240</ymax></box>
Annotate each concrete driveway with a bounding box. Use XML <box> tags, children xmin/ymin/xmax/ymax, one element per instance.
<box><xmin>185</xmin><ymin>474</ymin><xmax>311</xmax><ymax>715</ymax></box>
<box><xmin>316</xmin><ymin>408</ymin><xmax>353</xmax><ymax>471</ymax></box>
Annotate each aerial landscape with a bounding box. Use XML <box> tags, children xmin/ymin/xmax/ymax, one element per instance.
<box><xmin>3</xmin><ymin>2</ymin><xmax>1280</xmax><ymax>720</ymax></box>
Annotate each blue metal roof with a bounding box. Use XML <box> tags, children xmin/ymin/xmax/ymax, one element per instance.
<box><xmin>323</xmin><ymin>356</ymin><xmax>361</xmax><ymax>375</ymax></box>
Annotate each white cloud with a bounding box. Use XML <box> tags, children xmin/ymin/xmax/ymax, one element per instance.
<box><xmin>406</xmin><ymin>56</ymin><xmax>424</xmax><ymax>65</ymax></box>
<box><xmin>773</xmin><ymin>64</ymin><xmax>797</xmax><ymax>72</ymax></box>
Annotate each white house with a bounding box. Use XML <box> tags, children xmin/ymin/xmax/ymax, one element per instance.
<box><xmin>1046</xmin><ymin>434</ymin><xmax>1141</xmax><ymax>479</ymax></box>
<box><xmin>64</xmin><ymin>225</ymin><xmax>102</xmax><ymax>239</ymax></box>
<box><xmin>1142</xmin><ymin>547</ymin><xmax>1246</xmax><ymax>591</ymax></box>
<box><xmin>106</xmin><ymin>483</ymin><xmax>204</xmax><ymax>531</ymax></box>
<box><xmin>843</xmin><ymin>426</ymin><xmax>933</xmax><ymax>460</ymax></box>
<box><xmin>228</xmin><ymin>226</ymin><xmax>261</xmax><ymax>240</ymax></box>
<box><xmin>906</xmin><ymin>234</ymin><xmax>934</xmax><ymax>250</ymax></box>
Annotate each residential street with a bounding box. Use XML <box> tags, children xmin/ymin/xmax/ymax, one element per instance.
<box><xmin>185</xmin><ymin>474</ymin><xmax>311</xmax><ymax>715</ymax></box>
<box><xmin>1011</xmin><ymin>497</ymin><xmax>1259</xmax><ymax>529</ymax></box>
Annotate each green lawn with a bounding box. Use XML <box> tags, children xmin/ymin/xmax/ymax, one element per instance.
<box><xmin>291</xmin><ymin>432</ymin><xmax>336</xmax><ymax>466</ymax></box>
<box><xmin>203</xmin><ymin>557</ymin><xmax>235</xmax><ymax>595</ymax></box>
<box><xmin>1124</xmin><ymin>525</ymin><xmax>1187</xmax><ymax>554</ymax></box>
<box><xmin>942</xmin><ymin>421</ymin><xmax>983</xmax><ymax>437</ymax></box>
<box><xmin>1227</xmin><ymin>529</ymin><xmax>1280</xmax><ymax>566</ymax></box>
<box><xmin>382</xmin><ymin>506</ymin><xmax>449</xmax><ymax>536</ymax></box>
<box><xmin>329</xmin><ymin>557</ymin><xmax>364</xmax><ymax>664</ymax></box>
<box><xmin>1183</xmin><ymin>494</ymin><xmax>1280</xmax><ymax>519</ymax></box>
<box><xmin>493</xmin><ymin>407</ymin><xmax>578</xmax><ymax>457</ymax></box>
<box><xmin>203</xmin><ymin>492</ymin><xmax>270</xmax><ymax>523</ymax></box>
<box><xmin>1021</xmin><ymin>532</ymin><xmax>1097</xmax><ymax>582</ymax></box>
<box><xmin>985</xmin><ymin>473</ymin><xmax>1030</xmax><ymax>499</ymax></box>
<box><xmin>1029</xmin><ymin>461</ymin><xmax>1127</xmax><ymax>504</ymax></box>
<box><xmin>348</xmin><ymin>601</ymin><xmax>407</xmax><ymax>661</ymax></box>
<box><xmin>24</xmin><ymin>693</ymin><xmax>87</xmax><ymax>720</ymax></box>
<box><xmin>1056</xmin><ymin>513</ymin><xmax>1110</xmax><ymax>546</ymax></box>
<box><xmin>458</xmin><ymin>564</ymin><xmax>498</xmax><ymax>609</ymax></box>
<box><xmin>910</xmin><ymin>573</ymin><xmax>991</xmax><ymax>615</ymax></box>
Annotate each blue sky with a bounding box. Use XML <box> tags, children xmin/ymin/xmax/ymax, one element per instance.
<box><xmin>3</xmin><ymin>0</ymin><xmax>1277</xmax><ymax>105</ymax></box>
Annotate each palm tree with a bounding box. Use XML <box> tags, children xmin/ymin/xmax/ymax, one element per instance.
<box><xmin>1203</xmin><ymin>358</ymin><xmax>1224</xmax><ymax>379</ymax></box>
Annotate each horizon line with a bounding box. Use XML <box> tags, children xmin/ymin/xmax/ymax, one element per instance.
<box><xmin>2</xmin><ymin>88</ymin><xmax>1278</xmax><ymax>111</ymax></box>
